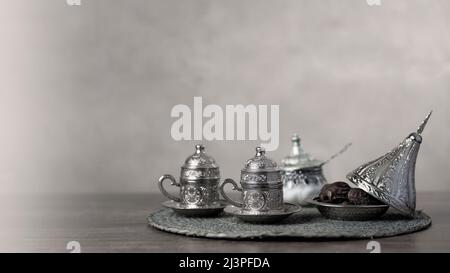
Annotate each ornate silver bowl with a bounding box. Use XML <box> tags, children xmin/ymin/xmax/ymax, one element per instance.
<box><xmin>308</xmin><ymin>198</ymin><xmax>389</xmax><ymax>221</ymax></box>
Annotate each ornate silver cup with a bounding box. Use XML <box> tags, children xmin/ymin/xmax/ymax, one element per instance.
<box><xmin>220</xmin><ymin>147</ymin><xmax>283</xmax><ymax>212</ymax></box>
<box><xmin>158</xmin><ymin>144</ymin><xmax>221</xmax><ymax>208</ymax></box>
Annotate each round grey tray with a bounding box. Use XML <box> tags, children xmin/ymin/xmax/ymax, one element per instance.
<box><xmin>148</xmin><ymin>207</ymin><xmax>431</xmax><ymax>240</ymax></box>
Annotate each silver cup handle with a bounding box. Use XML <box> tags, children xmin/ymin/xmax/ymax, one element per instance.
<box><xmin>158</xmin><ymin>174</ymin><xmax>181</xmax><ymax>202</ymax></box>
<box><xmin>219</xmin><ymin>178</ymin><xmax>243</xmax><ymax>207</ymax></box>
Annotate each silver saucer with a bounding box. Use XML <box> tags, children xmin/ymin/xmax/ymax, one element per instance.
<box><xmin>307</xmin><ymin>198</ymin><xmax>389</xmax><ymax>221</ymax></box>
<box><xmin>224</xmin><ymin>203</ymin><xmax>301</xmax><ymax>224</ymax></box>
<box><xmin>162</xmin><ymin>200</ymin><xmax>226</xmax><ymax>217</ymax></box>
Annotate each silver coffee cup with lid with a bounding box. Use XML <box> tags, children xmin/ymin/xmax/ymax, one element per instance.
<box><xmin>220</xmin><ymin>147</ymin><xmax>284</xmax><ymax>212</ymax></box>
<box><xmin>158</xmin><ymin>144</ymin><xmax>221</xmax><ymax>208</ymax></box>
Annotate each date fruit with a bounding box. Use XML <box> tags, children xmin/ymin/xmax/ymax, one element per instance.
<box><xmin>347</xmin><ymin>188</ymin><xmax>382</xmax><ymax>205</ymax></box>
<box><xmin>319</xmin><ymin>182</ymin><xmax>351</xmax><ymax>204</ymax></box>
<box><xmin>317</xmin><ymin>181</ymin><xmax>385</xmax><ymax>206</ymax></box>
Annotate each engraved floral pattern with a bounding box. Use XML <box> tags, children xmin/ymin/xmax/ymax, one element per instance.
<box><xmin>185</xmin><ymin>153</ymin><xmax>218</xmax><ymax>168</ymax></box>
<box><xmin>242</xmin><ymin>174</ymin><xmax>267</xmax><ymax>183</ymax></box>
<box><xmin>281</xmin><ymin>171</ymin><xmax>308</xmax><ymax>185</ymax></box>
<box><xmin>245</xmin><ymin>158</ymin><xmax>277</xmax><ymax>170</ymax></box>
<box><xmin>183</xmin><ymin>169</ymin><xmax>220</xmax><ymax>179</ymax></box>
<box><xmin>184</xmin><ymin>186</ymin><xmax>202</xmax><ymax>205</ymax></box>
<box><xmin>182</xmin><ymin>185</ymin><xmax>211</xmax><ymax>206</ymax></box>
<box><xmin>244</xmin><ymin>191</ymin><xmax>266</xmax><ymax>210</ymax></box>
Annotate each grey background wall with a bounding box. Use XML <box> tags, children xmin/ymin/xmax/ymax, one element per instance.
<box><xmin>1</xmin><ymin>0</ymin><xmax>449</xmax><ymax>194</ymax></box>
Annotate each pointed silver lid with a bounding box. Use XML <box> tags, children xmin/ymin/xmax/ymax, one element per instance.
<box><xmin>346</xmin><ymin>111</ymin><xmax>432</xmax><ymax>218</ymax></box>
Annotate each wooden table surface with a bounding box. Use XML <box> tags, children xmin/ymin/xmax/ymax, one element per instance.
<box><xmin>1</xmin><ymin>192</ymin><xmax>449</xmax><ymax>252</ymax></box>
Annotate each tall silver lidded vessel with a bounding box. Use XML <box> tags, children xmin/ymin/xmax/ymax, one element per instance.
<box><xmin>346</xmin><ymin>111</ymin><xmax>432</xmax><ymax>218</ymax></box>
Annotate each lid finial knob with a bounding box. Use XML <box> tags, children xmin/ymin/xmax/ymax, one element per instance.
<box><xmin>195</xmin><ymin>144</ymin><xmax>205</xmax><ymax>154</ymax></box>
<box><xmin>291</xmin><ymin>134</ymin><xmax>300</xmax><ymax>144</ymax></box>
<box><xmin>255</xmin><ymin>147</ymin><xmax>265</xmax><ymax>157</ymax></box>
<box><xmin>290</xmin><ymin>134</ymin><xmax>301</xmax><ymax>157</ymax></box>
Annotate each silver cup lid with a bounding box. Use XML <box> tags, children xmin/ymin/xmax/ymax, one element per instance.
<box><xmin>244</xmin><ymin>147</ymin><xmax>278</xmax><ymax>172</ymax></box>
<box><xmin>181</xmin><ymin>144</ymin><xmax>219</xmax><ymax>180</ymax></box>
<box><xmin>240</xmin><ymin>147</ymin><xmax>281</xmax><ymax>186</ymax></box>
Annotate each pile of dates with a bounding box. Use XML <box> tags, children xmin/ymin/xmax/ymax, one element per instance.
<box><xmin>316</xmin><ymin>182</ymin><xmax>383</xmax><ymax>205</ymax></box>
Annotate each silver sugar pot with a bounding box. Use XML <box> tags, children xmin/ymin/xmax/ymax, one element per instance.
<box><xmin>220</xmin><ymin>147</ymin><xmax>283</xmax><ymax>212</ymax></box>
<box><xmin>281</xmin><ymin>134</ymin><xmax>351</xmax><ymax>206</ymax></box>
<box><xmin>158</xmin><ymin>144</ymin><xmax>221</xmax><ymax>208</ymax></box>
